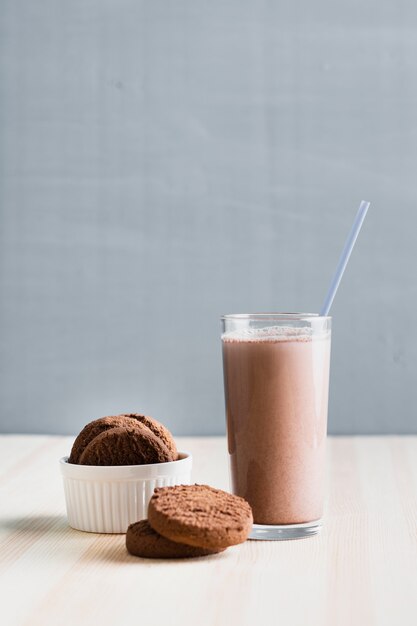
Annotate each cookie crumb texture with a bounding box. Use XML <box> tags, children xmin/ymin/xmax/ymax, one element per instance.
<box><xmin>121</xmin><ymin>414</ymin><xmax>177</xmax><ymax>460</ymax></box>
<box><xmin>126</xmin><ymin>520</ymin><xmax>224</xmax><ymax>559</ymax></box>
<box><xmin>68</xmin><ymin>414</ymin><xmax>177</xmax><ymax>466</ymax></box>
<box><xmin>148</xmin><ymin>484</ymin><xmax>253</xmax><ymax>550</ymax></box>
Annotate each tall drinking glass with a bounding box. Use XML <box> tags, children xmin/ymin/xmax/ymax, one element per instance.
<box><xmin>221</xmin><ymin>313</ymin><xmax>331</xmax><ymax>540</ymax></box>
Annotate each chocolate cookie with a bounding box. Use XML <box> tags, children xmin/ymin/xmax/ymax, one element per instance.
<box><xmin>126</xmin><ymin>520</ymin><xmax>224</xmax><ymax>559</ymax></box>
<box><xmin>69</xmin><ymin>415</ymin><xmax>134</xmax><ymax>464</ymax></box>
<box><xmin>148</xmin><ymin>484</ymin><xmax>253</xmax><ymax>550</ymax></box>
<box><xmin>78</xmin><ymin>425</ymin><xmax>175</xmax><ymax>466</ymax></box>
<box><xmin>121</xmin><ymin>414</ymin><xmax>178</xmax><ymax>460</ymax></box>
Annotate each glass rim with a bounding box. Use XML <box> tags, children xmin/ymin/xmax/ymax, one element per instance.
<box><xmin>221</xmin><ymin>312</ymin><xmax>331</xmax><ymax>321</ymax></box>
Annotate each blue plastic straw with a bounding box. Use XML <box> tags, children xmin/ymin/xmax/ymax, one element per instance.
<box><xmin>320</xmin><ymin>200</ymin><xmax>370</xmax><ymax>316</ymax></box>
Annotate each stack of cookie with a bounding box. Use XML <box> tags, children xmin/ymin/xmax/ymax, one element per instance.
<box><xmin>69</xmin><ymin>413</ymin><xmax>178</xmax><ymax>465</ymax></box>
<box><xmin>126</xmin><ymin>484</ymin><xmax>253</xmax><ymax>559</ymax></box>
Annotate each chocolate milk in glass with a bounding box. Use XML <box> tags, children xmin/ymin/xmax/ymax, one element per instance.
<box><xmin>222</xmin><ymin>314</ymin><xmax>331</xmax><ymax>540</ymax></box>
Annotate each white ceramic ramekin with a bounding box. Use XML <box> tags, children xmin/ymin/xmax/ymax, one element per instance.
<box><xmin>59</xmin><ymin>452</ymin><xmax>192</xmax><ymax>533</ymax></box>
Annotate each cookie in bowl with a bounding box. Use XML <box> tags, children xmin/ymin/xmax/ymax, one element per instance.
<box><xmin>60</xmin><ymin>413</ymin><xmax>191</xmax><ymax>533</ymax></box>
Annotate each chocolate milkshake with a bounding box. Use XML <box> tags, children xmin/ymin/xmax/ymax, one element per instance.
<box><xmin>222</xmin><ymin>314</ymin><xmax>331</xmax><ymax>539</ymax></box>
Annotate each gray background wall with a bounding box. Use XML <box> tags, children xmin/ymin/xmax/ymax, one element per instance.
<box><xmin>0</xmin><ymin>0</ymin><xmax>415</xmax><ymax>435</ymax></box>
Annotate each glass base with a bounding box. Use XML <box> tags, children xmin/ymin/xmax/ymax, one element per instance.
<box><xmin>249</xmin><ymin>519</ymin><xmax>322</xmax><ymax>541</ymax></box>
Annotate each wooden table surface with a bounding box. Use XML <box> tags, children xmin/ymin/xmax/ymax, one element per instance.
<box><xmin>1</xmin><ymin>435</ymin><xmax>417</xmax><ymax>626</ymax></box>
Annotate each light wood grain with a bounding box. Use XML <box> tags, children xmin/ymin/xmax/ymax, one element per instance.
<box><xmin>0</xmin><ymin>435</ymin><xmax>417</xmax><ymax>626</ymax></box>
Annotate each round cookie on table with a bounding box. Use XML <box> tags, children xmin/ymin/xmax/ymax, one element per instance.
<box><xmin>126</xmin><ymin>520</ymin><xmax>225</xmax><ymax>559</ymax></box>
<box><xmin>147</xmin><ymin>484</ymin><xmax>253</xmax><ymax>550</ymax></box>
